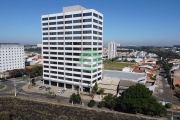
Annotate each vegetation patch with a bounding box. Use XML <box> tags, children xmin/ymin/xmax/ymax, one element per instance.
<box><xmin>28</xmin><ymin>84</ymin><xmax>38</xmax><ymax>89</ymax></box>
<box><xmin>0</xmin><ymin>84</ymin><xmax>5</xmax><ymax>90</ymax></box>
<box><xmin>0</xmin><ymin>97</ymin><xmax>159</xmax><ymax>120</ymax></box>
<box><xmin>104</xmin><ymin>62</ymin><xmax>134</xmax><ymax>71</ymax></box>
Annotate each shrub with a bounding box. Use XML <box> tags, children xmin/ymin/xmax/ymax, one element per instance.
<box><xmin>175</xmin><ymin>84</ymin><xmax>180</xmax><ymax>88</ymax></box>
<box><xmin>88</xmin><ymin>100</ymin><xmax>96</xmax><ymax>108</ymax></box>
<box><xmin>97</xmin><ymin>101</ymin><xmax>105</xmax><ymax>108</ymax></box>
<box><xmin>165</xmin><ymin>103</ymin><xmax>172</xmax><ymax>109</ymax></box>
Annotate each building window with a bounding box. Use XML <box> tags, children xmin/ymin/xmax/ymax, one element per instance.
<box><xmin>65</xmin><ymin>20</ymin><xmax>72</xmax><ymax>24</ymax></box>
<box><xmin>50</xmin><ymin>42</ymin><xmax>56</xmax><ymax>45</ymax></box>
<box><xmin>99</xmin><ymin>16</ymin><xmax>103</xmax><ymax>19</ymax></box>
<box><xmin>73</xmin><ymin>25</ymin><xmax>81</xmax><ymax>29</ymax></box>
<box><xmin>93</xmin><ymin>42</ymin><xmax>97</xmax><ymax>45</ymax></box>
<box><xmin>99</xmin><ymin>27</ymin><xmax>102</xmax><ymax>30</ymax></box>
<box><xmin>73</xmin><ymin>13</ymin><xmax>81</xmax><ymax>17</ymax></box>
<box><xmin>83</xmin><ymin>24</ymin><xmax>92</xmax><ymax>28</ymax></box>
<box><xmin>73</xmin><ymin>31</ymin><xmax>81</xmax><ymax>34</ymax></box>
<box><xmin>43</xmin><ymin>28</ymin><xmax>48</xmax><ymax>30</ymax></box>
<box><xmin>49</xmin><ymin>27</ymin><xmax>56</xmax><ymax>30</ymax></box>
<box><xmin>93</xmin><ymin>19</ymin><xmax>98</xmax><ymax>23</ymax></box>
<box><xmin>83</xmin><ymin>30</ymin><xmax>92</xmax><ymax>34</ymax></box>
<box><xmin>93</xmin><ymin>31</ymin><xmax>98</xmax><ymax>34</ymax></box>
<box><xmin>65</xmin><ymin>37</ymin><xmax>72</xmax><ymax>40</ymax></box>
<box><xmin>58</xmin><ymin>42</ymin><xmax>63</xmax><ymax>45</ymax></box>
<box><xmin>49</xmin><ymin>22</ymin><xmax>56</xmax><ymax>25</ymax></box>
<box><xmin>73</xmin><ymin>20</ymin><xmax>81</xmax><ymax>23</ymax></box>
<box><xmin>43</xmin><ymin>42</ymin><xmax>48</xmax><ymax>45</ymax></box>
<box><xmin>99</xmin><ymin>32</ymin><xmax>102</xmax><ymax>35</ymax></box>
<box><xmin>50</xmin><ymin>32</ymin><xmax>56</xmax><ymax>35</ymax></box>
<box><xmin>57</xmin><ymin>32</ymin><xmax>63</xmax><ymax>35</ymax></box>
<box><xmin>73</xmin><ymin>36</ymin><xmax>81</xmax><ymax>40</ymax></box>
<box><xmin>43</xmin><ymin>33</ymin><xmax>48</xmax><ymax>35</ymax></box>
<box><xmin>93</xmin><ymin>36</ymin><xmax>97</xmax><ymax>40</ymax></box>
<box><xmin>65</xmin><ymin>15</ymin><xmax>72</xmax><ymax>18</ymax></box>
<box><xmin>65</xmin><ymin>42</ymin><xmax>72</xmax><ymax>45</ymax></box>
<box><xmin>83</xmin><ymin>19</ymin><xmax>92</xmax><ymax>22</ymax></box>
<box><xmin>99</xmin><ymin>21</ymin><xmax>102</xmax><ymax>25</ymax></box>
<box><xmin>93</xmin><ymin>13</ymin><xmax>98</xmax><ymax>17</ymax></box>
<box><xmin>43</xmin><ymin>37</ymin><xmax>48</xmax><ymax>40</ymax></box>
<box><xmin>93</xmin><ymin>25</ymin><xmax>98</xmax><ymax>29</ymax></box>
<box><xmin>58</xmin><ymin>47</ymin><xmax>64</xmax><ymax>50</ymax></box>
<box><xmin>57</xmin><ymin>16</ymin><xmax>63</xmax><ymax>19</ymax></box>
<box><xmin>57</xmin><ymin>21</ymin><xmax>63</xmax><ymax>24</ymax></box>
<box><xmin>42</xmin><ymin>18</ymin><xmax>48</xmax><ymax>21</ymax></box>
<box><xmin>98</xmin><ymin>42</ymin><xmax>102</xmax><ymax>45</ymax></box>
<box><xmin>65</xmin><ymin>31</ymin><xmax>72</xmax><ymax>35</ymax></box>
<box><xmin>65</xmin><ymin>26</ymin><xmax>72</xmax><ymax>29</ymax></box>
<box><xmin>50</xmin><ymin>37</ymin><xmax>56</xmax><ymax>40</ymax></box>
<box><xmin>83</xmin><ymin>42</ymin><xmax>91</xmax><ymax>45</ymax></box>
<box><xmin>42</xmin><ymin>23</ymin><xmax>48</xmax><ymax>26</ymax></box>
<box><xmin>83</xmin><ymin>36</ymin><xmax>91</xmax><ymax>39</ymax></box>
<box><xmin>65</xmin><ymin>47</ymin><xmax>72</xmax><ymax>50</ymax></box>
<box><xmin>49</xmin><ymin>17</ymin><xmax>56</xmax><ymax>20</ymax></box>
<box><xmin>58</xmin><ymin>37</ymin><xmax>63</xmax><ymax>40</ymax></box>
<box><xmin>98</xmin><ymin>37</ymin><xmax>102</xmax><ymax>40</ymax></box>
<box><xmin>83</xmin><ymin>12</ymin><xmax>92</xmax><ymax>16</ymax></box>
<box><xmin>57</xmin><ymin>26</ymin><xmax>63</xmax><ymax>30</ymax></box>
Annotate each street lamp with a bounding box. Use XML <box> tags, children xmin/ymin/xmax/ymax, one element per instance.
<box><xmin>14</xmin><ymin>76</ymin><xmax>16</xmax><ymax>97</ymax></box>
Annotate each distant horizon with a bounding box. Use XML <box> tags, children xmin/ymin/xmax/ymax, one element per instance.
<box><xmin>0</xmin><ymin>0</ymin><xmax>180</xmax><ymax>46</ymax></box>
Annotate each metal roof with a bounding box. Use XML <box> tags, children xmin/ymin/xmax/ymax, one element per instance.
<box><xmin>103</xmin><ymin>70</ymin><xmax>146</xmax><ymax>81</ymax></box>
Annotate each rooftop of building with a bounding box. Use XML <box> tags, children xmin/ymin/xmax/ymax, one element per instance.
<box><xmin>0</xmin><ymin>43</ymin><xmax>20</xmax><ymax>45</ymax></box>
<box><xmin>102</xmin><ymin>70</ymin><xmax>146</xmax><ymax>81</ymax></box>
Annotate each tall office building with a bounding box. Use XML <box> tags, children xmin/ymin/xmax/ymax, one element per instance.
<box><xmin>108</xmin><ymin>41</ymin><xmax>117</xmax><ymax>59</ymax></box>
<box><xmin>0</xmin><ymin>43</ymin><xmax>24</xmax><ymax>72</ymax></box>
<box><xmin>42</xmin><ymin>5</ymin><xmax>103</xmax><ymax>91</ymax></box>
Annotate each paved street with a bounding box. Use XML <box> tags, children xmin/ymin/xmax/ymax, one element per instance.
<box><xmin>153</xmin><ymin>68</ymin><xmax>180</xmax><ymax>104</ymax></box>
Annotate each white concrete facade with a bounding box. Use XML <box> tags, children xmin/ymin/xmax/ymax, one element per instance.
<box><xmin>108</xmin><ymin>41</ymin><xmax>117</xmax><ymax>59</ymax></box>
<box><xmin>0</xmin><ymin>43</ymin><xmax>24</xmax><ymax>72</ymax></box>
<box><xmin>42</xmin><ymin>5</ymin><xmax>103</xmax><ymax>91</ymax></box>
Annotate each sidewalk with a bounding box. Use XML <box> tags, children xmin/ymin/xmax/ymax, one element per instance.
<box><xmin>22</xmin><ymin>82</ymin><xmax>102</xmax><ymax>102</ymax></box>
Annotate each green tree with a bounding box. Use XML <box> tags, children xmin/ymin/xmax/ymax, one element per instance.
<box><xmin>88</xmin><ymin>100</ymin><xmax>96</xmax><ymax>108</ymax></box>
<box><xmin>165</xmin><ymin>103</ymin><xmax>172</xmax><ymax>109</ymax></box>
<box><xmin>117</xmin><ymin>84</ymin><xmax>167</xmax><ymax>116</ymax></box>
<box><xmin>98</xmin><ymin>101</ymin><xmax>105</xmax><ymax>108</ymax></box>
<box><xmin>69</xmin><ymin>93</ymin><xmax>82</xmax><ymax>104</ymax></box>
<box><xmin>103</xmin><ymin>93</ymin><xmax>117</xmax><ymax>110</ymax></box>
<box><xmin>93</xmin><ymin>83</ymin><xmax>98</xmax><ymax>93</ymax></box>
<box><xmin>98</xmin><ymin>88</ymin><xmax>105</xmax><ymax>95</ymax></box>
<box><xmin>123</xmin><ymin>59</ymin><xmax>128</xmax><ymax>62</ymax></box>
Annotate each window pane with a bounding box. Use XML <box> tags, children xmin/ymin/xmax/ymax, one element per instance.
<box><xmin>42</xmin><ymin>23</ymin><xmax>48</xmax><ymax>26</ymax></box>
<box><xmin>83</xmin><ymin>19</ymin><xmax>92</xmax><ymax>22</ymax></box>
<box><xmin>83</xmin><ymin>24</ymin><xmax>92</xmax><ymax>28</ymax></box>
<box><xmin>49</xmin><ymin>27</ymin><xmax>56</xmax><ymax>30</ymax></box>
<box><xmin>73</xmin><ymin>13</ymin><xmax>81</xmax><ymax>17</ymax></box>
<box><xmin>65</xmin><ymin>26</ymin><xmax>72</xmax><ymax>29</ymax></box>
<box><xmin>93</xmin><ymin>13</ymin><xmax>98</xmax><ymax>17</ymax></box>
<box><xmin>42</xmin><ymin>18</ymin><xmax>48</xmax><ymax>21</ymax></box>
<box><xmin>49</xmin><ymin>22</ymin><xmax>56</xmax><ymax>25</ymax></box>
<box><xmin>73</xmin><ymin>20</ymin><xmax>81</xmax><ymax>23</ymax></box>
<box><xmin>49</xmin><ymin>17</ymin><xmax>56</xmax><ymax>20</ymax></box>
<box><xmin>57</xmin><ymin>16</ymin><xmax>63</xmax><ymax>19</ymax></box>
<box><xmin>57</xmin><ymin>21</ymin><xmax>63</xmax><ymax>24</ymax></box>
<box><xmin>43</xmin><ymin>28</ymin><xmax>48</xmax><ymax>30</ymax></box>
<box><xmin>65</xmin><ymin>31</ymin><xmax>72</xmax><ymax>34</ymax></box>
<box><xmin>65</xmin><ymin>20</ymin><xmax>72</xmax><ymax>24</ymax></box>
<box><xmin>57</xmin><ymin>26</ymin><xmax>63</xmax><ymax>30</ymax></box>
<box><xmin>83</xmin><ymin>30</ymin><xmax>92</xmax><ymax>34</ymax></box>
<box><xmin>73</xmin><ymin>25</ymin><xmax>81</xmax><ymax>29</ymax></box>
<box><xmin>83</xmin><ymin>12</ymin><xmax>92</xmax><ymax>16</ymax></box>
<box><xmin>65</xmin><ymin>15</ymin><xmax>72</xmax><ymax>18</ymax></box>
<box><xmin>73</xmin><ymin>31</ymin><xmax>81</xmax><ymax>34</ymax></box>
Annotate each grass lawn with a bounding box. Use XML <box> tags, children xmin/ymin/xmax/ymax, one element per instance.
<box><xmin>0</xmin><ymin>84</ymin><xmax>5</xmax><ymax>90</ymax></box>
<box><xmin>103</xmin><ymin>62</ymin><xmax>134</xmax><ymax>71</ymax></box>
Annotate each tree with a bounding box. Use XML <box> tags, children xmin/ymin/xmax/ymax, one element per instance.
<box><xmin>93</xmin><ymin>83</ymin><xmax>98</xmax><ymax>93</ymax></box>
<box><xmin>165</xmin><ymin>103</ymin><xmax>172</xmax><ymax>109</ymax></box>
<box><xmin>98</xmin><ymin>88</ymin><xmax>105</xmax><ymax>95</ymax></box>
<box><xmin>103</xmin><ymin>93</ymin><xmax>117</xmax><ymax>110</ymax></box>
<box><xmin>98</xmin><ymin>101</ymin><xmax>105</xmax><ymax>108</ymax></box>
<box><xmin>123</xmin><ymin>59</ymin><xmax>128</xmax><ymax>62</ymax></box>
<box><xmin>69</xmin><ymin>93</ymin><xmax>81</xmax><ymax>104</ymax></box>
<box><xmin>88</xmin><ymin>100</ymin><xmax>96</xmax><ymax>108</ymax></box>
<box><xmin>117</xmin><ymin>84</ymin><xmax>167</xmax><ymax>116</ymax></box>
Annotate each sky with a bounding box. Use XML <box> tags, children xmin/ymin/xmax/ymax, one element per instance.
<box><xmin>0</xmin><ymin>0</ymin><xmax>180</xmax><ymax>46</ymax></box>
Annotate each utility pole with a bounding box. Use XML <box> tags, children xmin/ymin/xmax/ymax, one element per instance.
<box><xmin>171</xmin><ymin>75</ymin><xmax>174</xmax><ymax>120</ymax></box>
<box><xmin>14</xmin><ymin>77</ymin><xmax>16</xmax><ymax>97</ymax></box>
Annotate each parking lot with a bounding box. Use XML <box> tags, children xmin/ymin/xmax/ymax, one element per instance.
<box><xmin>22</xmin><ymin>81</ymin><xmax>77</xmax><ymax>98</ymax></box>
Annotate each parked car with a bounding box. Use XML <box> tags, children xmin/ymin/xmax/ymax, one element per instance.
<box><xmin>58</xmin><ymin>89</ymin><xmax>62</xmax><ymax>93</ymax></box>
<box><xmin>39</xmin><ymin>86</ymin><xmax>46</xmax><ymax>90</ymax></box>
<box><xmin>45</xmin><ymin>87</ymin><xmax>51</xmax><ymax>91</ymax></box>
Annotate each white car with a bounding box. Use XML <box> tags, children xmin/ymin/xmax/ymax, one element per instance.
<box><xmin>58</xmin><ymin>89</ymin><xmax>62</xmax><ymax>93</ymax></box>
